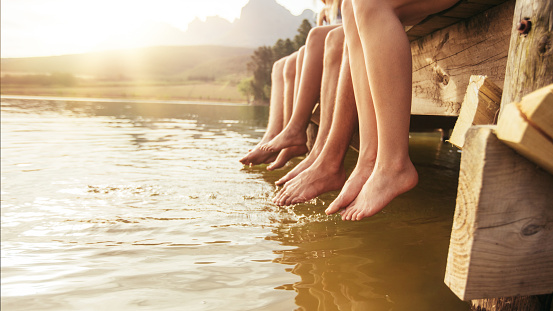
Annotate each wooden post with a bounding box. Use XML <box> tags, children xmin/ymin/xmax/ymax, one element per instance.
<box><xmin>460</xmin><ymin>0</ymin><xmax>553</xmax><ymax>308</ymax></box>
<box><xmin>500</xmin><ymin>0</ymin><xmax>553</xmax><ymax>111</ymax></box>
<box><xmin>449</xmin><ymin>75</ymin><xmax>502</xmax><ymax>149</ymax></box>
<box><xmin>444</xmin><ymin>126</ymin><xmax>553</xmax><ymax>302</ymax></box>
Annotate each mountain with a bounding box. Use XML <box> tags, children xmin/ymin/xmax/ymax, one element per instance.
<box><xmin>182</xmin><ymin>0</ymin><xmax>316</xmax><ymax>47</ymax></box>
<box><xmin>1</xmin><ymin>0</ymin><xmax>315</xmax><ymax>82</ymax></box>
<box><xmin>89</xmin><ymin>0</ymin><xmax>315</xmax><ymax>50</ymax></box>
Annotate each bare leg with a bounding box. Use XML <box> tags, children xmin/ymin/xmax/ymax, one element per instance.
<box><xmin>240</xmin><ymin>57</ymin><xmax>287</xmax><ymax>165</ymax></box>
<box><xmin>274</xmin><ymin>43</ymin><xmax>357</xmax><ymax>206</ymax></box>
<box><xmin>267</xmin><ymin>52</ymin><xmax>309</xmax><ymax>170</ymax></box>
<box><xmin>282</xmin><ymin>52</ymin><xmax>298</xmax><ymax>129</ymax></box>
<box><xmin>261</xmin><ymin>25</ymin><xmax>341</xmax><ymax>153</ymax></box>
<box><xmin>329</xmin><ymin>0</ymin><xmax>457</xmax><ymax>221</ymax></box>
<box><xmin>293</xmin><ymin>46</ymin><xmax>305</xmax><ymax>108</ymax></box>
<box><xmin>325</xmin><ymin>0</ymin><xmax>378</xmax><ymax>216</ymax></box>
<box><xmin>276</xmin><ymin>27</ymin><xmax>345</xmax><ymax>186</ymax></box>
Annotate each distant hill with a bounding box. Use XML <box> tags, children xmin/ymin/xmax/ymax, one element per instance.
<box><xmin>1</xmin><ymin>0</ymin><xmax>316</xmax><ymax>83</ymax></box>
<box><xmin>1</xmin><ymin>46</ymin><xmax>255</xmax><ymax>82</ymax></box>
<box><xmin>93</xmin><ymin>0</ymin><xmax>315</xmax><ymax>51</ymax></box>
<box><xmin>182</xmin><ymin>0</ymin><xmax>316</xmax><ymax>47</ymax></box>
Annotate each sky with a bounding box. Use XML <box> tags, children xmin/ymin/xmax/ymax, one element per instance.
<box><xmin>1</xmin><ymin>0</ymin><xmax>322</xmax><ymax>58</ymax></box>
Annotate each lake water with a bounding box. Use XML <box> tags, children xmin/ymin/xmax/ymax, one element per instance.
<box><xmin>1</xmin><ymin>96</ymin><xmax>469</xmax><ymax>311</ymax></box>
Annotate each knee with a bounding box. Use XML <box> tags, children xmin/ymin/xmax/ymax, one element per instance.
<box><xmin>341</xmin><ymin>0</ymin><xmax>354</xmax><ymax>21</ymax></box>
<box><xmin>298</xmin><ymin>46</ymin><xmax>306</xmax><ymax>59</ymax></box>
<box><xmin>324</xmin><ymin>28</ymin><xmax>344</xmax><ymax>63</ymax></box>
<box><xmin>283</xmin><ymin>56</ymin><xmax>297</xmax><ymax>80</ymax></box>
<box><xmin>351</xmin><ymin>0</ymin><xmax>384</xmax><ymax>17</ymax></box>
<box><xmin>305</xmin><ymin>26</ymin><xmax>329</xmax><ymax>50</ymax></box>
<box><xmin>273</xmin><ymin>57</ymin><xmax>286</xmax><ymax>71</ymax></box>
<box><xmin>272</xmin><ymin>58</ymin><xmax>286</xmax><ymax>79</ymax></box>
<box><xmin>325</xmin><ymin>27</ymin><xmax>345</xmax><ymax>51</ymax></box>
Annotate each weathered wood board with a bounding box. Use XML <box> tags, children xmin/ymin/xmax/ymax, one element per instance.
<box><xmin>445</xmin><ymin>126</ymin><xmax>553</xmax><ymax>301</ymax></box>
<box><xmin>449</xmin><ymin>75</ymin><xmax>502</xmax><ymax>149</ymax></box>
<box><xmin>500</xmin><ymin>0</ymin><xmax>553</xmax><ymax>111</ymax></box>
<box><xmin>515</xmin><ymin>84</ymin><xmax>553</xmax><ymax>140</ymax></box>
<box><xmin>496</xmin><ymin>101</ymin><xmax>553</xmax><ymax>175</ymax></box>
<box><xmin>309</xmin><ymin>104</ymin><xmax>455</xmax><ymax>152</ymax></box>
<box><xmin>407</xmin><ymin>0</ymin><xmax>510</xmax><ymax>41</ymax></box>
<box><xmin>410</xmin><ymin>0</ymin><xmax>513</xmax><ymax>116</ymax></box>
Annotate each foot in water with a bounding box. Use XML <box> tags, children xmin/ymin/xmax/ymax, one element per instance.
<box><xmin>273</xmin><ymin>159</ymin><xmax>346</xmax><ymax>206</ymax></box>
<box><xmin>275</xmin><ymin>143</ymin><xmax>324</xmax><ymax>186</ymax></box>
<box><xmin>266</xmin><ymin>145</ymin><xmax>308</xmax><ymax>171</ymax></box>
<box><xmin>260</xmin><ymin>124</ymin><xmax>308</xmax><ymax>153</ymax></box>
<box><xmin>324</xmin><ymin>162</ymin><xmax>375</xmax><ymax>215</ymax></box>
<box><xmin>239</xmin><ymin>144</ymin><xmax>279</xmax><ymax>166</ymax></box>
<box><xmin>327</xmin><ymin>161</ymin><xmax>418</xmax><ymax>221</ymax></box>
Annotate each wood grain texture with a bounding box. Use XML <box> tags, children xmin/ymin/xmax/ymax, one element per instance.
<box><xmin>496</xmin><ymin>102</ymin><xmax>553</xmax><ymax>174</ymax></box>
<box><xmin>500</xmin><ymin>0</ymin><xmax>553</xmax><ymax>110</ymax></box>
<box><xmin>449</xmin><ymin>76</ymin><xmax>502</xmax><ymax>149</ymax></box>
<box><xmin>406</xmin><ymin>0</ymin><xmax>510</xmax><ymax>40</ymax></box>
<box><xmin>515</xmin><ymin>84</ymin><xmax>553</xmax><ymax>140</ymax></box>
<box><xmin>410</xmin><ymin>0</ymin><xmax>513</xmax><ymax>116</ymax></box>
<box><xmin>445</xmin><ymin>126</ymin><xmax>553</xmax><ymax>301</ymax></box>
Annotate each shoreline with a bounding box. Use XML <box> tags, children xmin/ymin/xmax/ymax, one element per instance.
<box><xmin>0</xmin><ymin>94</ymin><xmax>256</xmax><ymax>107</ymax></box>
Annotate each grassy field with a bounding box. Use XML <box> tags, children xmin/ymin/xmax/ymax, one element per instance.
<box><xmin>1</xmin><ymin>82</ymin><xmax>248</xmax><ymax>103</ymax></box>
<box><xmin>1</xmin><ymin>45</ymin><xmax>256</xmax><ymax>103</ymax></box>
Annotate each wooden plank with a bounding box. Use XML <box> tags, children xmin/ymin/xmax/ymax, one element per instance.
<box><xmin>449</xmin><ymin>75</ymin><xmax>502</xmax><ymax>149</ymax></box>
<box><xmin>309</xmin><ymin>107</ymin><xmax>456</xmax><ymax>152</ymax></box>
<box><xmin>406</xmin><ymin>0</ymin><xmax>509</xmax><ymax>40</ymax></box>
<box><xmin>445</xmin><ymin>126</ymin><xmax>553</xmax><ymax>301</ymax></box>
<box><xmin>499</xmin><ymin>0</ymin><xmax>553</xmax><ymax>111</ymax></box>
<box><xmin>496</xmin><ymin>102</ymin><xmax>553</xmax><ymax>175</ymax></box>
<box><xmin>410</xmin><ymin>0</ymin><xmax>513</xmax><ymax>116</ymax></box>
<box><xmin>407</xmin><ymin>16</ymin><xmax>462</xmax><ymax>38</ymax></box>
<box><xmin>442</xmin><ymin>2</ymin><xmax>495</xmax><ymax>19</ymax></box>
<box><xmin>472</xmin><ymin>296</ymin><xmax>553</xmax><ymax>311</ymax></box>
<box><xmin>515</xmin><ymin>84</ymin><xmax>553</xmax><ymax>140</ymax></box>
<box><xmin>466</xmin><ymin>0</ymin><xmax>508</xmax><ymax>5</ymax></box>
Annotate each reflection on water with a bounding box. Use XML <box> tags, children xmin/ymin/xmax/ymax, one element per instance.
<box><xmin>1</xmin><ymin>97</ymin><xmax>468</xmax><ymax>310</ymax></box>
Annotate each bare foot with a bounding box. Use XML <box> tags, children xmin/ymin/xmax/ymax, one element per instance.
<box><xmin>260</xmin><ymin>125</ymin><xmax>308</xmax><ymax>153</ymax></box>
<box><xmin>272</xmin><ymin>161</ymin><xmax>346</xmax><ymax>206</ymax></box>
<box><xmin>324</xmin><ymin>161</ymin><xmax>375</xmax><ymax>216</ymax></box>
<box><xmin>266</xmin><ymin>145</ymin><xmax>308</xmax><ymax>171</ymax></box>
<box><xmin>275</xmin><ymin>149</ymin><xmax>320</xmax><ymax>186</ymax></box>
<box><xmin>338</xmin><ymin>161</ymin><xmax>418</xmax><ymax>221</ymax></box>
<box><xmin>239</xmin><ymin>144</ymin><xmax>279</xmax><ymax>166</ymax></box>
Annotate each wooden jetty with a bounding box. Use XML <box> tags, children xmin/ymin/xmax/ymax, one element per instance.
<box><xmin>309</xmin><ymin>0</ymin><xmax>553</xmax><ymax>309</ymax></box>
<box><xmin>311</xmin><ymin>0</ymin><xmax>515</xmax><ymax>145</ymax></box>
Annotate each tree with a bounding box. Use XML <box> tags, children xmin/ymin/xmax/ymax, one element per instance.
<box><xmin>273</xmin><ymin>38</ymin><xmax>295</xmax><ymax>62</ymax></box>
<box><xmin>294</xmin><ymin>19</ymin><xmax>312</xmax><ymax>50</ymax></box>
<box><xmin>238</xmin><ymin>78</ymin><xmax>254</xmax><ymax>103</ymax></box>
<box><xmin>246</xmin><ymin>19</ymin><xmax>313</xmax><ymax>103</ymax></box>
<box><xmin>248</xmin><ymin>46</ymin><xmax>274</xmax><ymax>102</ymax></box>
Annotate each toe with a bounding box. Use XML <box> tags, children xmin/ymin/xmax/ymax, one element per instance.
<box><xmin>282</xmin><ymin>193</ymin><xmax>294</xmax><ymax>206</ymax></box>
<box><xmin>276</xmin><ymin>190</ymin><xmax>290</xmax><ymax>206</ymax></box>
<box><xmin>273</xmin><ymin>188</ymin><xmax>285</xmax><ymax>204</ymax></box>
<box><xmin>325</xmin><ymin>202</ymin><xmax>340</xmax><ymax>215</ymax></box>
<box><xmin>275</xmin><ymin>175</ymin><xmax>289</xmax><ymax>186</ymax></box>
<box><xmin>326</xmin><ymin>195</ymin><xmax>347</xmax><ymax>215</ymax></box>
<box><xmin>279</xmin><ymin>195</ymin><xmax>290</xmax><ymax>206</ymax></box>
<box><xmin>342</xmin><ymin>207</ymin><xmax>355</xmax><ymax>221</ymax></box>
<box><xmin>267</xmin><ymin>158</ymin><xmax>287</xmax><ymax>171</ymax></box>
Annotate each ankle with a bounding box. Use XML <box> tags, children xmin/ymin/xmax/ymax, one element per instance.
<box><xmin>313</xmin><ymin>156</ymin><xmax>344</xmax><ymax>174</ymax></box>
<box><xmin>375</xmin><ymin>157</ymin><xmax>416</xmax><ymax>175</ymax></box>
<box><xmin>262</xmin><ymin>131</ymin><xmax>279</xmax><ymax>142</ymax></box>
